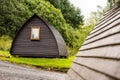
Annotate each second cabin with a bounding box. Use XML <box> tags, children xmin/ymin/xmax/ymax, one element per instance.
<box><xmin>10</xmin><ymin>14</ymin><xmax>68</xmax><ymax>58</ymax></box>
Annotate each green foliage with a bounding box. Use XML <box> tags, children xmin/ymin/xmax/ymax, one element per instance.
<box><xmin>0</xmin><ymin>0</ymin><xmax>71</xmax><ymax>43</ymax></box>
<box><xmin>0</xmin><ymin>0</ymin><xmax>93</xmax><ymax>56</ymax></box>
<box><xmin>0</xmin><ymin>50</ymin><xmax>74</xmax><ymax>72</ymax></box>
<box><xmin>107</xmin><ymin>0</ymin><xmax>116</xmax><ymax>8</ymax></box>
<box><xmin>0</xmin><ymin>0</ymin><xmax>30</xmax><ymax>37</ymax></box>
<box><xmin>86</xmin><ymin>5</ymin><xmax>109</xmax><ymax>27</ymax></box>
<box><xmin>23</xmin><ymin>0</ymin><xmax>68</xmax><ymax>33</ymax></box>
<box><xmin>66</xmin><ymin>25</ymin><xmax>94</xmax><ymax>56</ymax></box>
<box><xmin>46</xmin><ymin>0</ymin><xmax>84</xmax><ymax>28</ymax></box>
<box><xmin>22</xmin><ymin>0</ymin><xmax>82</xmax><ymax>54</ymax></box>
<box><xmin>0</xmin><ymin>35</ymin><xmax>12</xmax><ymax>51</ymax></box>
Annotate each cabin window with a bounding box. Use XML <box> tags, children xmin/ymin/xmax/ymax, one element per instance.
<box><xmin>30</xmin><ymin>27</ymin><xmax>40</xmax><ymax>40</ymax></box>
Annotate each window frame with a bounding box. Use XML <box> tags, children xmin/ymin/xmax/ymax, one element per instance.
<box><xmin>30</xmin><ymin>26</ymin><xmax>40</xmax><ymax>41</ymax></box>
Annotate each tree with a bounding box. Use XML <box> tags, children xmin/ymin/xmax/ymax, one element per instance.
<box><xmin>0</xmin><ymin>0</ymin><xmax>68</xmax><ymax>38</ymax></box>
<box><xmin>0</xmin><ymin>0</ymin><xmax>29</xmax><ymax>37</ymax></box>
<box><xmin>0</xmin><ymin>0</ymin><xmax>86</xmax><ymax>55</ymax></box>
<box><xmin>46</xmin><ymin>0</ymin><xmax>84</xmax><ymax>28</ymax></box>
<box><xmin>85</xmin><ymin>5</ymin><xmax>106</xmax><ymax>26</ymax></box>
<box><xmin>107</xmin><ymin>0</ymin><xmax>116</xmax><ymax>8</ymax></box>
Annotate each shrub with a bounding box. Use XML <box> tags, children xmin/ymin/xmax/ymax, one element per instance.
<box><xmin>0</xmin><ymin>35</ymin><xmax>12</xmax><ymax>51</ymax></box>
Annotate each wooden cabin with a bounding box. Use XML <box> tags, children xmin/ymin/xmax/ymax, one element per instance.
<box><xmin>10</xmin><ymin>14</ymin><xmax>68</xmax><ymax>58</ymax></box>
<box><xmin>66</xmin><ymin>1</ymin><xmax>120</xmax><ymax>80</ymax></box>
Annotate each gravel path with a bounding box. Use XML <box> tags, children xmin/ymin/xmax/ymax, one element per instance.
<box><xmin>0</xmin><ymin>60</ymin><xmax>66</xmax><ymax>80</ymax></box>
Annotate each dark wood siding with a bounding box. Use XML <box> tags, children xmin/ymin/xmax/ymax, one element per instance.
<box><xmin>48</xmin><ymin>25</ymin><xmax>68</xmax><ymax>57</ymax></box>
<box><xmin>11</xmin><ymin>17</ymin><xmax>59</xmax><ymax>57</ymax></box>
<box><xmin>67</xmin><ymin>5</ymin><xmax>120</xmax><ymax>80</ymax></box>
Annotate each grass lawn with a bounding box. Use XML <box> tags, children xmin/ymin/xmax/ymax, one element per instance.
<box><xmin>0</xmin><ymin>50</ymin><xmax>74</xmax><ymax>72</ymax></box>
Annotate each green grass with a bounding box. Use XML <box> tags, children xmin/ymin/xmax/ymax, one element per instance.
<box><xmin>0</xmin><ymin>50</ymin><xmax>74</xmax><ymax>72</ymax></box>
<box><xmin>0</xmin><ymin>35</ymin><xmax>74</xmax><ymax>72</ymax></box>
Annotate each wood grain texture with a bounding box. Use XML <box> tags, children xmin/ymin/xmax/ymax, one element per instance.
<box><xmin>10</xmin><ymin>14</ymin><xmax>68</xmax><ymax>57</ymax></box>
<box><xmin>67</xmin><ymin>68</ymin><xmax>85</xmax><ymax>80</ymax></box>
<box><xmin>87</xmin><ymin>9</ymin><xmax>120</xmax><ymax>39</ymax></box>
<box><xmin>74</xmin><ymin>57</ymin><xmax>120</xmax><ymax>79</ymax></box>
<box><xmin>88</xmin><ymin>7</ymin><xmax>120</xmax><ymax>36</ymax></box>
<box><xmin>83</xmin><ymin>24</ymin><xmax>120</xmax><ymax>46</ymax></box>
<box><xmin>81</xmin><ymin>31</ymin><xmax>120</xmax><ymax>50</ymax></box>
<box><xmin>67</xmin><ymin>5</ymin><xmax>120</xmax><ymax>80</ymax></box>
<box><xmin>77</xmin><ymin>46</ymin><xmax>120</xmax><ymax>59</ymax></box>
<box><xmin>68</xmin><ymin>63</ymin><xmax>112</xmax><ymax>80</ymax></box>
<box><xmin>94</xmin><ymin>7</ymin><xmax>120</xmax><ymax>30</ymax></box>
<box><xmin>99</xmin><ymin>7</ymin><xmax>119</xmax><ymax>22</ymax></box>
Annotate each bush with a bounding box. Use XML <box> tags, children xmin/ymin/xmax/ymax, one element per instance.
<box><xmin>67</xmin><ymin>25</ymin><xmax>94</xmax><ymax>56</ymax></box>
<box><xmin>0</xmin><ymin>35</ymin><xmax>12</xmax><ymax>51</ymax></box>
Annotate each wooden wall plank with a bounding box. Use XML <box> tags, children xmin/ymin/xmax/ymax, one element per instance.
<box><xmin>88</xmin><ymin>9</ymin><xmax>120</xmax><ymax>37</ymax></box>
<box><xmin>74</xmin><ymin>57</ymin><xmax>120</xmax><ymax>79</ymax></box>
<box><xmin>11</xmin><ymin>17</ymin><xmax>59</xmax><ymax>57</ymax></box>
<box><xmin>84</xmin><ymin>20</ymin><xmax>120</xmax><ymax>44</ymax></box>
<box><xmin>68</xmin><ymin>63</ymin><xmax>112</xmax><ymax>80</ymax></box>
<box><xmin>67</xmin><ymin>68</ymin><xmax>85</xmax><ymax>80</ymax></box>
<box><xmin>81</xmin><ymin>32</ymin><xmax>120</xmax><ymax>50</ymax></box>
<box><xmin>87</xmin><ymin>15</ymin><xmax>120</xmax><ymax>40</ymax></box>
<box><xmin>99</xmin><ymin>7</ymin><xmax>119</xmax><ymax>22</ymax></box>
<box><xmin>77</xmin><ymin>46</ymin><xmax>120</xmax><ymax>59</ymax></box>
<box><xmin>12</xmin><ymin>53</ymin><xmax>58</xmax><ymax>57</ymax></box>
<box><xmin>94</xmin><ymin>8</ymin><xmax>120</xmax><ymax>30</ymax></box>
<box><xmin>67</xmin><ymin>6</ymin><xmax>120</xmax><ymax>80</ymax></box>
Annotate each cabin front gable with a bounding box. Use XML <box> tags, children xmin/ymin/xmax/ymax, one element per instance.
<box><xmin>10</xmin><ymin>14</ymin><xmax>60</xmax><ymax>57</ymax></box>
